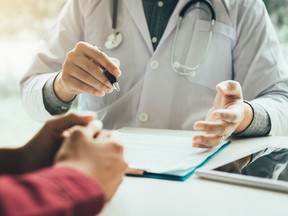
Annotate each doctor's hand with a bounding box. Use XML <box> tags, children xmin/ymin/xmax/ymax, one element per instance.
<box><xmin>192</xmin><ymin>81</ymin><xmax>253</xmax><ymax>148</ymax></box>
<box><xmin>54</xmin><ymin>41</ymin><xmax>121</xmax><ymax>102</ymax></box>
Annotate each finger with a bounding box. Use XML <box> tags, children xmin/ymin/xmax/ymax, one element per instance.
<box><xmin>51</xmin><ymin>113</ymin><xmax>96</xmax><ymax>133</ymax></box>
<box><xmin>64</xmin><ymin>63</ymin><xmax>112</xmax><ymax>94</ymax></box>
<box><xmin>64</xmin><ymin>119</ymin><xmax>103</xmax><ymax>139</ymax></box>
<box><xmin>95</xmin><ymin>129</ymin><xmax>111</xmax><ymax>138</ymax></box>
<box><xmin>76</xmin><ymin>42</ymin><xmax>121</xmax><ymax>77</ymax></box>
<box><xmin>96</xmin><ymin>130</ymin><xmax>122</xmax><ymax>144</ymax></box>
<box><xmin>110</xmin><ymin>142</ymin><xmax>124</xmax><ymax>154</ymax></box>
<box><xmin>71</xmin><ymin>54</ymin><xmax>113</xmax><ymax>90</ymax></box>
<box><xmin>211</xmin><ymin>108</ymin><xmax>243</xmax><ymax>123</ymax></box>
<box><xmin>110</xmin><ymin>58</ymin><xmax>120</xmax><ymax>67</ymax></box>
<box><xmin>194</xmin><ymin>120</ymin><xmax>227</xmax><ymax>135</ymax></box>
<box><xmin>84</xmin><ymin>120</ymin><xmax>103</xmax><ymax>137</ymax></box>
<box><xmin>65</xmin><ymin>73</ymin><xmax>106</xmax><ymax>96</ymax></box>
<box><xmin>94</xmin><ymin>131</ymin><xmax>124</xmax><ymax>153</ymax></box>
<box><xmin>90</xmin><ymin>119</ymin><xmax>103</xmax><ymax>129</ymax></box>
<box><xmin>192</xmin><ymin>134</ymin><xmax>224</xmax><ymax>148</ymax></box>
<box><xmin>216</xmin><ymin>80</ymin><xmax>243</xmax><ymax>100</ymax></box>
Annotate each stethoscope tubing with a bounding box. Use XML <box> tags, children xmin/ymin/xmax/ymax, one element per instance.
<box><xmin>179</xmin><ymin>0</ymin><xmax>216</xmax><ymax>20</ymax></box>
<box><xmin>112</xmin><ymin>0</ymin><xmax>118</xmax><ymax>31</ymax></box>
<box><xmin>171</xmin><ymin>0</ymin><xmax>216</xmax><ymax>76</ymax></box>
<box><xmin>107</xmin><ymin>0</ymin><xmax>216</xmax><ymax>76</ymax></box>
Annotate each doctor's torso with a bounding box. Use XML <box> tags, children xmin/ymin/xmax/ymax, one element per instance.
<box><xmin>60</xmin><ymin>0</ymin><xmax>256</xmax><ymax>129</ymax></box>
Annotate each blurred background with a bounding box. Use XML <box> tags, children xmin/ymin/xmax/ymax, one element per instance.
<box><xmin>0</xmin><ymin>0</ymin><xmax>288</xmax><ymax>147</ymax></box>
<box><xmin>0</xmin><ymin>0</ymin><xmax>66</xmax><ymax>147</ymax></box>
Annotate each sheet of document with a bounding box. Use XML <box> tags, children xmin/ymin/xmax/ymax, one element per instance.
<box><xmin>119</xmin><ymin>132</ymin><xmax>227</xmax><ymax>175</ymax></box>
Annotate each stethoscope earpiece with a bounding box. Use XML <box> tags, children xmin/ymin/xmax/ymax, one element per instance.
<box><xmin>105</xmin><ymin>32</ymin><xmax>123</xmax><ymax>50</ymax></box>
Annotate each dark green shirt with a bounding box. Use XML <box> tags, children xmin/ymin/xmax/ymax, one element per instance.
<box><xmin>142</xmin><ymin>0</ymin><xmax>178</xmax><ymax>50</ymax></box>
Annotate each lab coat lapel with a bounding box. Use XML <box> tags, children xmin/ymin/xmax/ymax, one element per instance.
<box><xmin>122</xmin><ymin>0</ymin><xmax>153</xmax><ymax>53</ymax></box>
<box><xmin>156</xmin><ymin>0</ymin><xmax>190</xmax><ymax>50</ymax></box>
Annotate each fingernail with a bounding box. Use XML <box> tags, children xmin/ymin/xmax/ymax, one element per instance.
<box><xmin>62</xmin><ymin>130</ymin><xmax>71</xmax><ymax>138</ymax></box>
<box><xmin>111</xmin><ymin>58</ymin><xmax>121</xmax><ymax>77</ymax></box>
<box><xmin>195</xmin><ymin>125</ymin><xmax>204</xmax><ymax>130</ymax></box>
<box><xmin>106</xmin><ymin>87</ymin><xmax>113</xmax><ymax>93</ymax></box>
<box><xmin>113</xmin><ymin>68</ymin><xmax>121</xmax><ymax>77</ymax></box>
<box><xmin>219</xmin><ymin>83</ymin><xmax>228</xmax><ymax>91</ymax></box>
<box><xmin>110</xmin><ymin>58</ymin><xmax>120</xmax><ymax>67</ymax></box>
<box><xmin>214</xmin><ymin>113</ymin><xmax>221</xmax><ymax>119</ymax></box>
<box><xmin>91</xmin><ymin>120</ymin><xmax>103</xmax><ymax>129</ymax></box>
<box><xmin>99</xmin><ymin>91</ymin><xmax>105</xmax><ymax>97</ymax></box>
<box><xmin>193</xmin><ymin>137</ymin><xmax>202</xmax><ymax>143</ymax></box>
<box><xmin>77</xmin><ymin>111</ymin><xmax>97</xmax><ymax>117</ymax></box>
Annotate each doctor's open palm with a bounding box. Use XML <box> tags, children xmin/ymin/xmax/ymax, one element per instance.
<box><xmin>193</xmin><ymin>80</ymin><xmax>253</xmax><ymax>148</ymax></box>
<box><xmin>54</xmin><ymin>41</ymin><xmax>121</xmax><ymax>102</ymax></box>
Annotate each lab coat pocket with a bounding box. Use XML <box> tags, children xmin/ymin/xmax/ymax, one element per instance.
<box><xmin>184</xmin><ymin>19</ymin><xmax>236</xmax><ymax>90</ymax></box>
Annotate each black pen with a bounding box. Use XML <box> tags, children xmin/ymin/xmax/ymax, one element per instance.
<box><xmin>93</xmin><ymin>46</ymin><xmax>120</xmax><ymax>91</ymax></box>
<box><xmin>104</xmin><ymin>69</ymin><xmax>120</xmax><ymax>91</ymax></box>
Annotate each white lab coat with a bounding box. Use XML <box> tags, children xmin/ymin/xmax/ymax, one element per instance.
<box><xmin>21</xmin><ymin>0</ymin><xmax>288</xmax><ymax>134</ymax></box>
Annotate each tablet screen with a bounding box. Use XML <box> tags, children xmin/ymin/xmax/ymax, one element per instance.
<box><xmin>196</xmin><ymin>147</ymin><xmax>288</xmax><ymax>193</ymax></box>
<box><xmin>214</xmin><ymin>147</ymin><xmax>288</xmax><ymax>182</ymax></box>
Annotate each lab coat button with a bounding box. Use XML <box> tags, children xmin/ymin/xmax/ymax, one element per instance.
<box><xmin>150</xmin><ymin>60</ymin><xmax>159</xmax><ymax>69</ymax></box>
<box><xmin>158</xmin><ymin>1</ymin><xmax>164</xmax><ymax>7</ymax></box>
<box><xmin>151</xmin><ymin>37</ymin><xmax>158</xmax><ymax>43</ymax></box>
<box><xmin>139</xmin><ymin>113</ymin><xmax>149</xmax><ymax>122</ymax></box>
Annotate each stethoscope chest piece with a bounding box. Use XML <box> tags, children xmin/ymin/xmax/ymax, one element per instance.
<box><xmin>105</xmin><ymin>32</ymin><xmax>123</xmax><ymax>49</ymax></box>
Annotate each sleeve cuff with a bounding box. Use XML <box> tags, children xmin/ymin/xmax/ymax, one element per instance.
<box><xmin>0</xmin><ymin>167</ymin><xmax>105</xmax><ymax>216</ymax></box>
<box><xmin>42</xmin><ymin>72</ymin><xmax>75</xmax><ymax>115</ymax></box>
<box><xmin>37</xmin><ymin>166</ymin><xmax>105</xmax><ymax>215</ymax></box>
<box><xmin>234</xmin><ymin>101</ymin><xmax>271</xmax><ymax>137</ymax></box>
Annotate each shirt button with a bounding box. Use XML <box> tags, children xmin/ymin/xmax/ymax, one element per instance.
<box><xmin>158</xmin><ymin>1</ymin><xmax>164</xmax><ymax>7</ymax></box>
<box><xmin>150</xmin><ymin>60</ymin><xmax>159</xmax><ymax>69</ymax></box>
<box><xmin>139</xmin><ymin>112</ymin><xmax>149</xmax><ymax>122</ymax></box>
<box><xmin>151</xmin><ymin>37</ymin><xmax>158</xmax><ymax>43</ymax></box>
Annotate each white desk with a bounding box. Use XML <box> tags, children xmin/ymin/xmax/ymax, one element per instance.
<box><xmin>100</xmin><ymin>128</ymin><xmax>288</xmax><ymax>216</ymax></box>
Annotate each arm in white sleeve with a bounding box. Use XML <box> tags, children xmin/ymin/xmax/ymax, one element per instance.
<box><xmin>20</xmin><ymin>0</ymin><xmax>89</xmax><ymax>121</ymax></box>
<box><xmin>232</xmin><ymin>0</ymin><xmax>288</xmax><ymax>135</ymax></box>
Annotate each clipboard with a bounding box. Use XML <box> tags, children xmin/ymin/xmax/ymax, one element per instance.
<box><xmin>119</xmin><ymin>129</ymin><xmax>231</xmax><ymax>181</ymax></box>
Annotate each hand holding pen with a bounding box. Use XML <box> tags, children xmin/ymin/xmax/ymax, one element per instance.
<box><xmin>54</xmin><ymin>41</ymin><xmax>121</xmax><ymax>102</ymax></box>
<box><xmin>103</xmin><ymin>58</ymin><xmax>120</xmax><ymax>92</ymax></box>
<box><xmin>93</xmin><ymin>45</ymin><xmax>120</xmax><ymax>91</ymax></box>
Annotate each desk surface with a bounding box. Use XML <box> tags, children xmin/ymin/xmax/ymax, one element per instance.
<box><xmin>100</xmin><ymin>128</ymin><xmax>288</xmax><ymax>216</ymax></box>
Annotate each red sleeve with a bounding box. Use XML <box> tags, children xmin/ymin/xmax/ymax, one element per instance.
<box><xmin>0</xmin><ymin>166</ymin><xmax>105</xmax><ymax>216</ymax></box>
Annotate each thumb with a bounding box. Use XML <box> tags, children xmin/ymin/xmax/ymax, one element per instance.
<box><xmin>53</xmin><ymin>112</ymin><xmax>97</xmax><ymax>132</ymax></box>
<box><xmin>62</xmin><ymin>119</ymin><xmax>103</xmax><ymax>139</ymax></box>
<box><xmin>109</xmin><ymin>57</ymin><xmax>121</xmax><ymax>77</ymax></box>
<box><xmin>216</xmin><ymin>80</ymin><xmax>243</xmax><ymax>100</ymax></box>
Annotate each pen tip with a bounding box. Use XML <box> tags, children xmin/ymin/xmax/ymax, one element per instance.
<box><xmin>113</xmin><ymin>82</ymin><xmax>120</xmax><ymax>91</ymax></box>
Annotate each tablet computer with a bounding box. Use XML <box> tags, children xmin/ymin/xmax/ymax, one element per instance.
<box><xmin>196</xmin><ymin>147</ymin><xmax>288</xmax><ymax>193</ymax></box>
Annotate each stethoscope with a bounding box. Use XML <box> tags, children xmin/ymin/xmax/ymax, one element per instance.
<box><xmin>105</xmin><ymin>0</ymin><xmax>123</xmax><ymax>49</ymax></box>
<box><xmin>105</xmin><ymin>0</ymin><xmax>216</xmax><ymax>76</ymax></box>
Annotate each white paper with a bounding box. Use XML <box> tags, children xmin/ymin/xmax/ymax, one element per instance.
<box><xmin>119</xmin><ymin>132</ymin><xmax>225</xmax><ymax>175</ymax></box>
